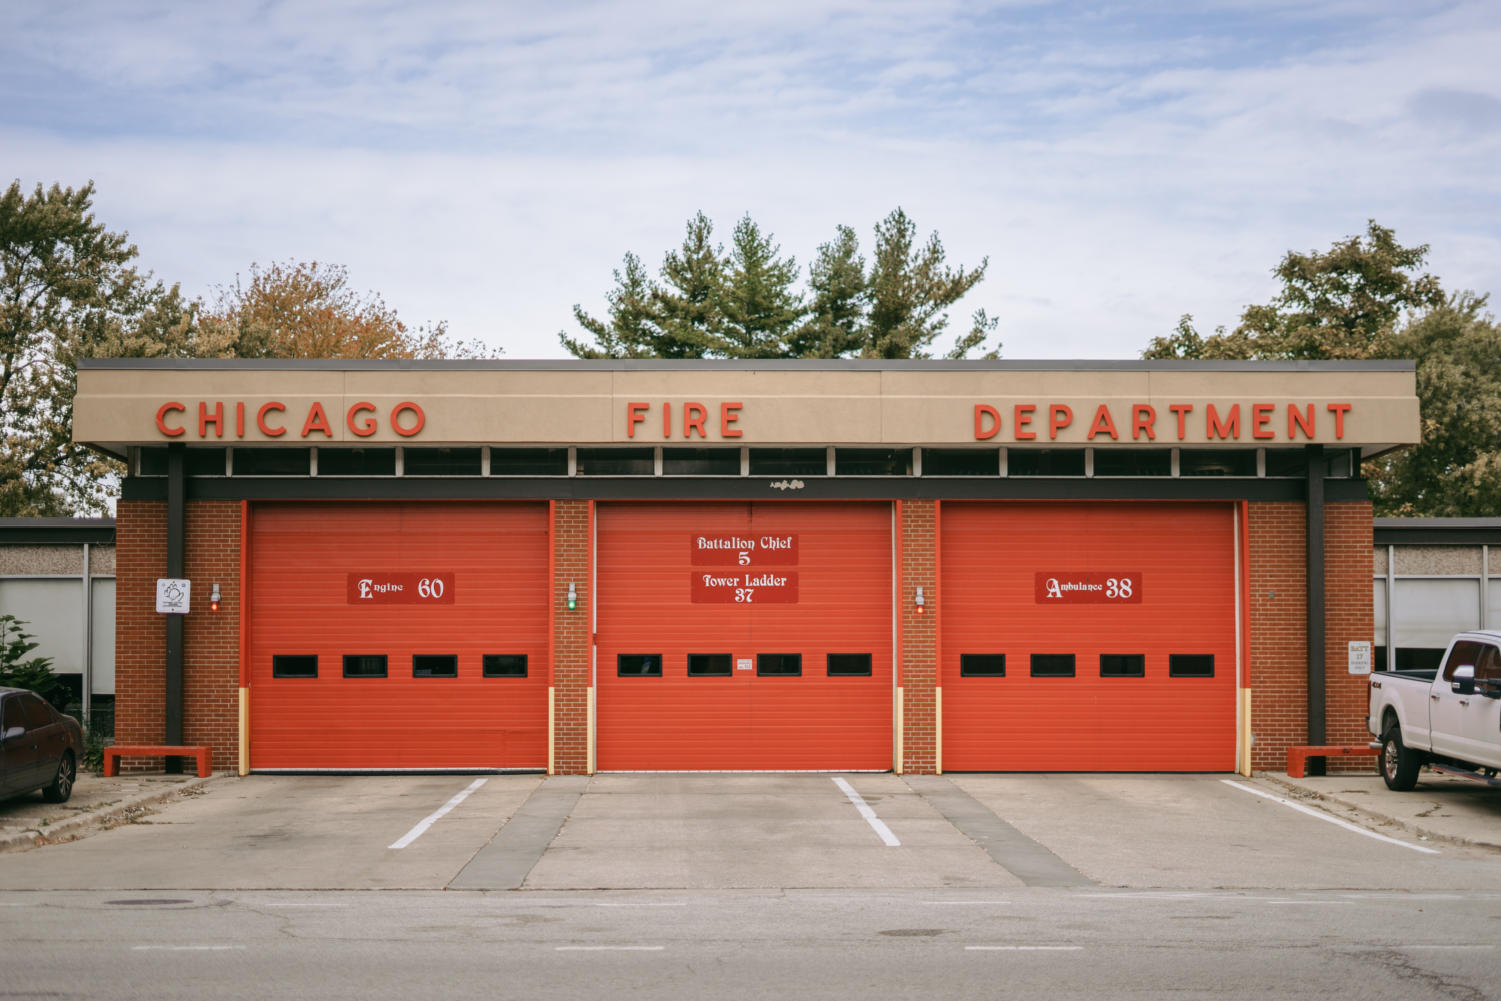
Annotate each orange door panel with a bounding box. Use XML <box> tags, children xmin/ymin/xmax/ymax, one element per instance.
<box><xmin>248</xmin><ymin>502</ymin><xmax>549</xmax><ymax>769</ymax></box>
<box><xmin>941</xmin><ymin>502</ymin><xmax>1237</xmax><ymax>771</ymax></box>
<box><xmin>596</xmin><ymin>502</ymin><xmax>892</xmax><ymax>770</ymax></box>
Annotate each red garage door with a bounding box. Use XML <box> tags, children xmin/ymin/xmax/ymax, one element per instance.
<box><xmin>248</xmin><ymin>502</ymin><xmax>549</xmax><ymax>770</ymax></box>
<box><xmin>596</xmin><ymin>502</ymin><xmax>893</xmax><ymax>771</ymax></box>
<box><xmin>941</xmin><ymin>502</ymin><xmax>1238</xmax><ymax>771</ymax></box>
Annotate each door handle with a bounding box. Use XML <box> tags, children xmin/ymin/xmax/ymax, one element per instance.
<box><xmin>1431</xmin><ymin>694</ymin><xmax>1441</xmax><ymax>701</ymax></box>
<box><xmin>1459</xmin><ymin>699</ymin><xmax>1470</xmax><ymax>707</ymax></box>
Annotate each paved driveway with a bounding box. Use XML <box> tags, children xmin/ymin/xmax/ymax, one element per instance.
<box><xmin>1</xmin><ymin>771</ymin><xmax>1498</xmax><ymax>892</ymax></box>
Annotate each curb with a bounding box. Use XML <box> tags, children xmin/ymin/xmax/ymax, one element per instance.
<box><xmin>1257</xmin><ymin>772</ymin><xmax>1501</xmax><ymax>852</ymax></box>
<box><xmin>0</xmin><ymin>774</ymin><xmax>219</xmax><ymax>854</ymax></box>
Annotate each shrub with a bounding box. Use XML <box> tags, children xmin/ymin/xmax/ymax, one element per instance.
<box><xmin>0</xmin><ymin>614</ymin><xmax>67</xmax><ymax>708</ymax></box>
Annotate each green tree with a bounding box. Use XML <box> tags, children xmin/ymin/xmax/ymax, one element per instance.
<box><xmin>1367</xmin><ymin>294</ymin><xmax>1501</xmax><ymax>516</ymax></box>
<box><xmin>651</xmin><ymin>211</ymin><xmax>730</xmax><ymax>358</ymax></box>
<box><xmin>1143</xmin><ymin>221</ymin><xmax>1500</xmax><ymax>516</ymax></box>
<box><xmin>719</xmin><ymin>216</ymin><xmax>802</xmax><ymax>359</ymax></box>
<box><xmin>790</xmin><ymin>225</ymin><xmax>866</xmax><ymax>358</ymax></box>
<box><xmin>1</xmin><ymin>180</ymin><xmax>211</xmax><ymax>516</ymax></box>
<box><xmin>864</xmin><ymin>208</ymin><xmax>994</xmax><ymax>360</ymax></box>
<box><xmin>559</xmin><ymin>252</ymin><xmax>658</xmax><ymax>359</ymax></box>
<box><xmin>562</xmin><ymin>208</ymin><xmax>998</xmax><ymax>360</ymax></box>
<box><xmin>1145</xmin><ymin>221</ymin><xmax>1445</xmax><ymax>361</ymax></box>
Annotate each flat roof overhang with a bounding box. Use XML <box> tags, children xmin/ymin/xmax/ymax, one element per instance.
<box><xmin>74</xmin><ymin>358</ymin><xmax>1422</xmax><ymax>460</ymax></box>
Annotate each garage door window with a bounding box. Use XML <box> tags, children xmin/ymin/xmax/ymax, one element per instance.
<box><xmin>272</xmin><ymin>655</ymin><xmax>318</xmax><ymax>679</ymax></box>
<box><xmin>757</xmin><ymin>653</ymin><xmax>802</xmax><ymax>676</ymax></box>
<box><xmin>343</xmin><ymin>654</ymin><xmax>388</xmax><ymax>678</ymax></box>
<box><xmin>827</xmin><ymin>653</ymin><xmax>872</xmax><ymax>676</ymax></box>
<box><xmin>687</xmin><ymin>653</ymin><xmax>732</xmax><ymax>677</ymax></box>
<box><xmin>1030</xmin><ymin>654</ymin><xmax>1075</xmax><ymax>677</ymax></box>
<box><xmin>1169</xmin><ymin>654</ymin><xmax>1215</xmax><ymax>678</ymax></box>
<box><xmin>413</xmin><ymin>654</ymin><xmax>458</xmax><ymax>678</ymax></box>
<box><xmin>482</xmin><ymin>654</ymin><xmax>528</xmax><ymax>678</ymax></box>
<box><xmin>1099</xmin><ymin>653</ymin><xmax>1145</xmax><ymax>678</ymax></box>
<box><xmin>618</xmin><ymin>653</ymin><xmax>663</xmax><ymax>677</ymax></box>
<box><xmin>960</xmin><ymin>653</ymin><xmax>1005</xmax><ymax>677</ymax></box>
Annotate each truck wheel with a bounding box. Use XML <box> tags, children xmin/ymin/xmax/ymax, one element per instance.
<box><xmin>1379</xmin><ymin>726</ymin><xmax>1421</xmax><ymax>791</ymax></box>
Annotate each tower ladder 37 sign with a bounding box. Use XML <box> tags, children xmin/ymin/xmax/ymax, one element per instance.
<box><xmin>690</xmin><ymin>533</ymin><xmax>799</xmax><ymax>603</ymax></box>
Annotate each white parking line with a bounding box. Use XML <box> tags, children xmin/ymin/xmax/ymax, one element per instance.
<box><xmin>1220</xmin><ymin>780</ymin><xmax>1440</xmax><ymax>855</ymax></box>
<box><xmin>922</xmin><ymin>900</ymin><xmax>1013</xmax><ymax>906</ymax></box>
<box><xmin>388</xmin><ymin>778</ymin><xmax>488</xmax><ymax>850</ymax></box>
<box><xmin>556</xmin><ymin>946</ymin><xmax>665</xmax><ymax>951</ymax></box>
<box><xmin>132</xmin><ymin>945</ymin><xmax>246</xmax><ymax>951</ymax></box>
<box><xmin>832</xmin><ymin>776</ymin><xmax>900</xmax><ymax>846</ymax></box>
<box><xmin>966</xmin><ymin>946</ymin><xmax>1083</xmax><ymax>951</ymax></box>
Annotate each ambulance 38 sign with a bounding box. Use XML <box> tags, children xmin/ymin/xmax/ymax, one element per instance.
<box><xmin>1035</xmin><ymin>572</ymin><xmax>1142</xmax><ymax>604</ymax></box>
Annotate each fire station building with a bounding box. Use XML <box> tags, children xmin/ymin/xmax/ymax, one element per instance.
<box><xmin>72</xmin><ymin>359</ymin><xmax>1420</xmax><ymax>776</ymax></box>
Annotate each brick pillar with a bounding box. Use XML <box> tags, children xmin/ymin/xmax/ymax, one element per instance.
<box><xmin>1324</xmin><ymin>501</ymin><xmax>1375</xmax><ymax>772</ymax></box>
<box><xmin>1248</xmin><ymin>500</ymin><xmax>1376</xmax><ymax>773</ymax></box>
<box><xmin>551</xmin><ymin>500</ymin><xmax>592</xmax><ymax>774</ymax></box>
<box><xmin>115</xmin><ymin>500</ymin><xmax>167</xmax><ymax>757</ymax></box>
<box><xmin>1248</xmin><ymin>501</ymin><xmax>1308</xmax><ymax>771</ymax></box>
<box><xmin>114</xmin><ymin>499</ymin><xmax>242</xmax><ymax>772</ymax></box>
<box><xmin>899</xmin><ymin>500</ymin><xmax>938</xmax><ymax>774</ymax></box>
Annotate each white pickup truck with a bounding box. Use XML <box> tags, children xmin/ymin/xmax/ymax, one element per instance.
<box><xmin>1368</xmin><ymin>630</ymin><xmax>1501</xmax><ymax>790</ymax></box>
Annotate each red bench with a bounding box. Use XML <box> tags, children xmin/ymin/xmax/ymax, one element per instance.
<box><xmin>103</xmin><ymin>745</ymin><xmax>213</xmax><ymax>778</ymax></box>
<box><xmin>1286</xmin><ymin>744</ymin><xmax>1377</xmax><ymax>778</ymax></box>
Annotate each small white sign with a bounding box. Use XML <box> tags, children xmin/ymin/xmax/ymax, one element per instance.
<box><xmin>156</xmin><ymin>578</ymin><xmax>191</xmax><ymax>615</ymax></box>
<box><xmin>1348</xmin><ymin>640</ymin><xmax>1372</xmax><ymax>675</ymax></box>
<box><xmin>736</xmin><ymin>658</ymin><xmax>753</xmax><ymax>671</ymax></box>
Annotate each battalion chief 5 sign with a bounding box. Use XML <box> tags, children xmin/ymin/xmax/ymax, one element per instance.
<box><xmin>691</xmin><ymin>533</ymin><xmax>799</xmax><ymax>603</ymax></box>
<box><xmin>1036</xmin><ymin>572</ymin><xmax>1143</xmax><ymax>603</ymax></box>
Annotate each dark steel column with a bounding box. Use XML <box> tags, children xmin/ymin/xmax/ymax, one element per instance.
<box><xmin>165</xmin><ymin>444</ymin><xmax>185</xmax><ymax>771</ymax></box>
<box><xmin>1305</xmin><ymin>444</ymin><xmax>1326</xmax><ymax>773</ymax></box>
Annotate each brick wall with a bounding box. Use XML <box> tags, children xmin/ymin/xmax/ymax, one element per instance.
<box><xmin>114</xmin><ymin>499</ymin><xmax>242</xmax><ymax>772</ymax></box>
<box><xmin>551</xmin><ymin>500</ymin><xmax>592</xmax><ymax>774</ymax></box>
<box><xmin>899</xmin><ymin>500</ymin><xmax>938</xmax><ymax>774</ymax></box>
<box><xmin>1248</xmin><ymin>500</ymin><xmax>1374</xmax><ymax>773</ymax></box>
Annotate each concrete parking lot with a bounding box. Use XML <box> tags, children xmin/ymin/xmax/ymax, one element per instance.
<box><xmin>2</xmin><ymin>768</ymin><xmax>1499</xmax><ymax>892</ymax></box>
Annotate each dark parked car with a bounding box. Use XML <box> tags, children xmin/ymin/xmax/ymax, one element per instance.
<box><xmin>0</xmin><ymin>687</ymin><xmax>82</xmax><ymax>803</ymax></box>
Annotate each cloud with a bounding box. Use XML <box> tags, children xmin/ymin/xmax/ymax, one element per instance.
<box><xmin>3</xmin><ymin>0</ymin><xmax>1498</xmax><ymax>360</ymax></box>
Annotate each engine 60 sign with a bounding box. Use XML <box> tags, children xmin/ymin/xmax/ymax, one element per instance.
<box><xmin>347</xmin><ymin>572</ymin><xmax>456</xmax><ymax>605</ymax></box>
<box><xmin>1035</xmin><ymin>572</ymin><xmax>1142</xmax><ymax>604</ymax></box>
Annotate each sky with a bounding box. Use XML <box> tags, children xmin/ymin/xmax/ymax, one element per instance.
<box><xmin>4</xmin><ymin>1</ymin><xmax>1499</xmax><ymax>360</ymax></box>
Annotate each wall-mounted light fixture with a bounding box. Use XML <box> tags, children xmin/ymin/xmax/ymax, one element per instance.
<box><xmin>209</xmin><ymin>583</ymin><xmax>222</xmax><ymax>613</ymax></box>
<box><xmin>914</xmin><ymin>585</ymin><xmax>925</xmax><ymax>615</ymax></box>
<box><xmin>567</xmin><ymin>582</ymin><xmax>578</xmax><ymax>611</ymax></box>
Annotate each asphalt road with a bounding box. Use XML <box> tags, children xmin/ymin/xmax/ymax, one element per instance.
<box><xmin>4</xmin><ymin>888</ymin><xmax>1498</xmax><ymax>1000</ymax></box>
<box><xmin>3</xmin><ymin>771</ymin><xmax>1500</xmax><ymax>999</ymax></box>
